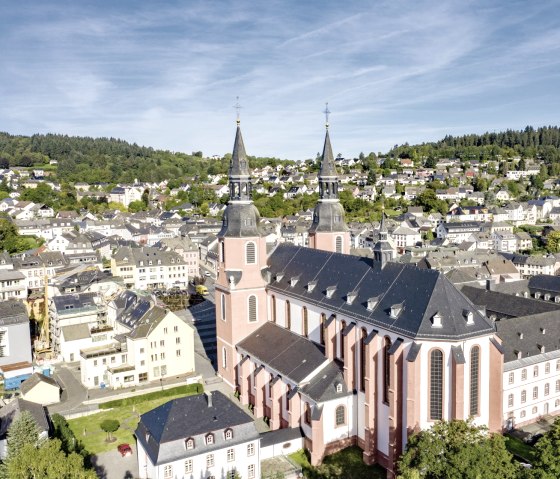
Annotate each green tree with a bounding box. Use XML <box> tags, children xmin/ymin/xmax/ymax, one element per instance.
<box><xmin>0</xmin><ymin>411</ymin><xmax>41</xmax><ymax>478</ymax></box>
<box><xmin>530</xmin><ymin>417</ymin><xmax>560</xmax><ymax>478</ymax></box>
<box><xmin>397</xmin><ymin>419</ymin><xmax>519</xmax><ymax>479</ymax></box>
<box><xmin>99</xmin><ymin>419</ymin><xmax>119</xmax><ymax>442</ymax></box>
<box><xmin>6</xmin><ymin>438</ymin><xmax>96</xmax><ymax>479</ymax></box>
<box><xmin>128</xmin><ymin>200</ymin><xmax>146</xmax><ymax>213</ymax></box>
<box><xmin>546</xmin><ymin>231</ymin><xmax>560</xmax><ymax>253</ymax></box>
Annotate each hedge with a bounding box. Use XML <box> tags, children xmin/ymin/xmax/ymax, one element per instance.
<box><xmin>99</xmin><ymin>383</ymin><xmax>202</xmax><ymax>409</ymax></box>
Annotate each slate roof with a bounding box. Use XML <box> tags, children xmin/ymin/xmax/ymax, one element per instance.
<box><xmin>19</xmin><ymin>372</ymin><xmax>59</xmax><ymax>395</ymax></box>
<box><xmin>237</xmin><ymin>322</ymin><xmax>327</xmax><ymax>383</ymax></box>
<box><xmin>0</xmin><ymin>398</ymin><xmax>50</xmax><ymax>439</ymax></box>
<box><xmin>496</xmin><ymin>310</ymin><xmax>560</xmax><ymax>362</ymax></box>
<box><xmin>0</xmin><ymin>301</ymin><xmax>28</xmax><ymax>326</ymax></box>
<box><xmin>318</xmin><ymin>129</ymin><xmax>338</xmax><ymax>178</ymax></box>
<box><xmin>461</xmin><ymin>285</ymin><xmax>560</xmax><ymax>319</ymax></box>
<box><xmin>260</xmin><ymin>427</ymin><xmax>304</xmax><ymax>448</ymax></box>
<box><xmin>300</xmin><ymin>361</ymin><xmax>350</xmax><ymax>402</ymax></box>
<box><xmin>266</xmin><ymin>244</ymin><xmax>495</xmax><ymax>340</ymax></box>
<box><xmin>135</xmin><ymin>391</ymin><xmax>259</xmax><ymax>465</ymax></box>
<box><xmin>528</xmin><ymin>275</ymin><xmax>560</xmax><ymax>296</ymax></box>
<box><xmin>128</xmin><ymin>306</ymin><xmax>168</xmax><ymax>339</ymax></box>
<box><xmin>52</xmin><ymin>292</ymin><xmax>98</xmax><ymax>313</ymax></box>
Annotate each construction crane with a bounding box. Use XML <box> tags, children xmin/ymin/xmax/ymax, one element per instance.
<box><xmin>35</xmin><ymin>264</ymin><xmax>100</xmax><ymax>354</ymax></box>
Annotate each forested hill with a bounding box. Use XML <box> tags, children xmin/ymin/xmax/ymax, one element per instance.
<box><xmin>0</xmin><ymin>132</ymin><xmax>290</xmax><ymax>183</ymax></box>
<box><xmin>387</xmin><ymin>126</ymin><xmax>560</xmax><ymax>163</ymax></box>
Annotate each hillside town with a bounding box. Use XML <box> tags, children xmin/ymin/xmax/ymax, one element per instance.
<box><xmin>0</xmin><ymin>122</ymin><xmax>559</xmax><ymax>478</ymax></box>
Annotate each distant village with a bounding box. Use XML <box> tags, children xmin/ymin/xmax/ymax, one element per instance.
<box><xmin>1</xmin><ymin>145</ymin><xmax>560</xmax><ymax>478</ymax></box>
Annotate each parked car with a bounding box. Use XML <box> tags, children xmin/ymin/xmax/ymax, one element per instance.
<box><xmin>118</xmin><ymin>444</ymin><xmax>133</xmax><ymax>457</ymax></box>
<box><xmin>204</xmin><ymin>271</ymin><xmax>211</xmax><ymax>276</ymax></box>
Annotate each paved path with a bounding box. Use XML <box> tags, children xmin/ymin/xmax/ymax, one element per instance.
<box><xmin>91</xmin><ymin>449</ymin><xmax>138</xmax><ymax>479</ymax></box>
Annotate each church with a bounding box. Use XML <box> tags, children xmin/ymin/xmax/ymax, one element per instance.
<box><xmin>214</xmin><ymin>119</ymin><xmax>504</xmax><ymax>477</ymax></box>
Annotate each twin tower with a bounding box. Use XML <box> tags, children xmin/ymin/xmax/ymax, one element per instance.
<box><xmin>215</xmin><ymin>120</ymin><xmax>350</xmax><ymax>386</ymax></box>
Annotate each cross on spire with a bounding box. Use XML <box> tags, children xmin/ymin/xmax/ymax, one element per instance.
<box><xmin>323</xmin><ymin>102</ymin><xmax>331</xmax><ymax>129</ymax></box>
<box><xmin>234</xmin><ymin>96</ymin><xmax>242</xmax><ymax>125</ymax></box>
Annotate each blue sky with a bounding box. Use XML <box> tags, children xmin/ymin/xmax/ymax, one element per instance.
<box><xmin>1</xmin><ymin>1</ymin><xmax>560</xmax><ymax>160</ymax></box>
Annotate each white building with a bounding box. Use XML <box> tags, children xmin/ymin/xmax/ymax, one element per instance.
<box><xmin>136</xmin><ymin>391</ymin><xmax>261</xmax><ymax>479</ymax></box>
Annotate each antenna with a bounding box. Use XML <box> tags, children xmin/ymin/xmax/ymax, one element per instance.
<box><xmin>234</xmin><ymin>96</ymin><xmax>242</xmax><ymax>125</ymax></box>
<box><xmin>323</xmin><ymin>102</ymin><xmax>331</xmax><ymax>129</ymax></box>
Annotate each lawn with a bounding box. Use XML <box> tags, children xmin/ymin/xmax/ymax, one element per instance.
<box><xmin>290</xmin><ymin>446</ymin><xmax>386</xmax><ymax>479</ymax></box>
<box><xmin>505</xmin><ymin>434</ymin><xmax>535</xmax><ymax>463</ymax></box>
<box><xmin>68</xmin><ymin>386</ymin><xmax>202</xmax><ymax>455</ymax></box>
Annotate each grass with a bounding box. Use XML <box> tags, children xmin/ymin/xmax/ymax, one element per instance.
<box><xmin>68</xmin><ymin>385</ymin><xmax>202</xmax><ymax>455</ymax></box>
<box><xmin>98</xmin><ymin>383</ymin><xmax>202</xmax><ymax>409</ymax></box>
<box><xmin>290</xmin><ymin>446</ymin><xmax>386</xmax><ymax>479</ymax></box>
<box><xmin>505</xmin><ymin>434</ymin><xmax>535</xmax><ymax>463</ymax></box>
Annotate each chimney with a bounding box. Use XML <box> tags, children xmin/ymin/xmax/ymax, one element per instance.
<box><xmin>205</xmin><ymin>391</ymin><xmax>213</xmax><ymax>408</ymax></box>
<box><xmin>486</xmin><ymin>279</ymin><xmax>495</xmax><ymax>291</ymax></box>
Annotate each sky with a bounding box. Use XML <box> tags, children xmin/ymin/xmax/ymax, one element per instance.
<box><xmin>1</xmin><ymin>0</ymin><xmax>560</xmax><ymax>160</ymax></box>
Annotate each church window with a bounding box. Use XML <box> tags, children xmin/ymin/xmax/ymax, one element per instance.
<box><xmin>271</xmin><ymin>295</ymin><xmax>277</xmax><ymax>323</ymax></box>
<box><xmin>335</xmin><ymin>405</ymin><xmax>346</xmax><ymax>426</ymax></box>
<box><xmin>320</xmin><ymin>313</ymin><xmax>326</xmax><ymax>345</ymax></box>
<box><xmin>221</xmin><ymin>294</ymin><xmax>226</xmax><ymax>321</ymax></box>
<box><xmin>336</xmin><ymin>236</ymin><xmax>342</xmax><ymax>253</ymax></box>
<box><xmin>248</xmin><ymin>295</ymin><xmax>257</xmax><ymax>322</ymax></box>
<box><xmin>285</xmin><ymin>301</ymin><xmax>291</xmax><ymax>329</ymax></box>
<box><xmin>286</xmin><ymin>384</ymin><xmax>291</xmax><ymax>411</ymax></box>
<box><xmin>302</xmin><ymin>307</ymin><xmax>308</xmax><ymax>338</ymax></box>
<box><xmin>222</xmin><ymin>347</ymin><xmax>227</xmax><ymax>370</ymax></box>
<box><xmin>383</xmin><ymin>337</ymin><xmax>391</xmax><ymax>404</ymax></box>
<box><xmin>220</xmin><ymin>241</ymin><xmax>225</xmax><ymax>262</ymax></box>
<box><xmin>305</xmin><ymin>402</ymin><xmax>311</xmax><ymax>425</ymax></box>
<box><xmin>429</xmin><ymin>349</ymin><xmax>444</xmax><ymax>421</ymax></box>
<box><xmin>246</xmin><ymin>242</ymin><xmax>256</xmax><ymax>264</ymax></box>
<box><xmin>470</xmin><ymin>346</ymin><xmax>480</xmax><ymax>416</ymax></box>
<box><xmin>339</xmin><ymin>321</ymin><xmax>346</xmax><ymax>359</ymax></box>
<box><xmin>360</xmin><ymin>328</ymin><xmax>367</xmax><ymax>392</ymax></box>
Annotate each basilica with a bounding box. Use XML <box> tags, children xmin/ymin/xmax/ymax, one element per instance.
<box><xmin>213</xmin><ymin>119</ymin><xmax>547</xmax><ymax>477</ymax></box>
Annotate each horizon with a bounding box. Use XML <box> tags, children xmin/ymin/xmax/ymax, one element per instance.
<box><xmin>1</xmin><ymin>1</ymin><xmax>560</xmax><ymax>160</ymax></box>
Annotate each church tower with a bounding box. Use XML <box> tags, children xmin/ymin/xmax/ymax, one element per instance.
<box><xmin>372</xmin><ymin>212</ymin><xmax>395</xmax><ymax>268</ymax></box>
<box><xmin>215</xmin><ymin>118</ymin><xmax>268</xmax><ymax>387</ymax></box>
<box><xmin>309</xmin><ymin>109</ymin><xmax>350</xmax><ymax>254</ymax></box>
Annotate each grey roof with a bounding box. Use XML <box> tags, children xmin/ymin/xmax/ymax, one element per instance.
<box><xmin>61</xmin><ymin>323</ymin><xmax>91</xmax><ymax>341</ymax></box>
<box><xmin>229</xmin><ymin>126</ymin><xmax>249</xmax><ymax>177</ymax></box>
<box><xmin>0</xmin><ymin>398</ymin><xmax>50</xmax><ymax>439</ymax></box>
<box><xmin>238</xmin><ymin>322</ymin><xmax>327</xmax><ymax>383</ymax></box>
<box><xmin>52</xmin><ymin>292</ymin><xmax>98</xmax><ymax>313</ymax></box>
<box><xmin>128</xmin><ymin>306</ymin><xmax>167</xmax><ymax>339</ymax></box>
<box><xmin>135</xmin><ymin>391</ymin><xmax>259</xmax><ymax>465</ymax></box>
<box><xmin>218</xmin><ymin>203</ymin><xmax>263</xmax><ymax>237</ymax></box>
<box><xmin>461</xmin><ymin>286</ymin><xmax>560</xmax><ymax>319</ymax></box>
<box><xmin>19</xmin><ymin>372</ymin><xmax>59</xmax><ymax>395</ymax></box>
<box><xmin>266</xmin><ymin>244</ymin><xmax>495</xmax><ymax>340</ymax></box>
<box><xmin>300</xmin><ymin>361</ymin><xmax>350</xmax><ymax>402</ymax></box>
<box><xmin>260</xmin><ymin>426</ymin><xmax>304</xmax><ymax>448</ymax></box>
<box><xmin>0</xmin><ymin>300</ymin><xmax>28</xmax><ymax>326</ymax></box>
<box><xmin>318</xmin><ymin>129</ymin><xmax>338</xmax><ymax>178</ymax></box>
<box><xmin>496</xmin><ymin>310</ymin><xmax>560</xmax><ymax>362</ymax></box>
<box><xmin>308</xmin><ymin>201</ymin><xmax>348</xmax><ymax>234</ymax></box>
<box><xmin>0</xmin><ymin>270</ymin><xmax>25</xmax><ymax>281</ymax></box>
<box><xmin>528</xmin><ymin>275</ymin><xmax>560</xmax><ymax>296</ymax></box>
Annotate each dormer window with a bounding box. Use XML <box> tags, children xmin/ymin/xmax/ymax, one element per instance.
<box><xmin>463</xmin><ymin>309</ymin><xmax>474</xmax><ymax>325</ymax></box>
<box><xmin>541</xmin><ymin>328</ymin><xmax>546</xmax><ymax>334</ymax></box>
<box><xmin>518</xmin><ymin>332</ymin><xmax>524</xmax><ymax>339</ymax></box>
<box><xmin>224</xmin><ymin>429</ymin><xmax>233</xmax><ymax>440</ymax></box>
<box><xmin>539</xmin><ymin>344</ymin><xmax>546</xmax><ymax>354</ymax></box>
<box><xmin>326</xmin><ymin>286</ymin><xmax>336</xmax><ymax>299</ymax></box>
<box><xmin>205</xmin><ymin>433</ymin><xmax>214</xmax><ymax>445</ymax></box>
<box><xmin>336</xmin><ymin>383</ymin><xmax>343</xmax><ymax>393</ymax></box>
<box><xmin>307</xmin><ymin>280</ymin><xmax>317</xmax><ymax>292</ymax></box>
<box><xmin>346</xmin><ymin>291</ymin><xmax>358</xmax><ymax>305</ymax></box>
<box><xmin>367</xmin><ymin>296</ymin><xmax>380</xmax><ymax>311</ymax></box>
<box><xmin>185</xmin><ymin>438</ymin><xmax>194</xmax><ymax>449</ymax></box>
<box><xmin>276</xmin><ymin>273</ymin><xmax>284</xmax><ymax>283</ymax></box>
<box><xmin>290</xmin><ymin>276</ymin><xmax>299</xmax><ymax>287</ymax></box>
<box><xmin>390</xmin><ymin>303</ymin><xmax>404</xmax><ymax>319</ymax></box>
<box><xmin>431</xmin><ymin>312</ymin><xmax>443</xmax><ymax>328</ymax></box>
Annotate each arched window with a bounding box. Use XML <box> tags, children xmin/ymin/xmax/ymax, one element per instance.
<box><xmin>224</xmin><ymin>429</ymin><xmax>233</xmax><ymax>440</ymax></box>
<box><xmin>302</xmin><ymin>307</ymin><xmax>308</xmax><ymax>338</ymax></box>
<box><xmin>340</xmin><ymin>320</ymin><xmax>346</xmax><ymax>359</ymax></box>
<box><xmin>383</xmin><ymin>337</ymin><xmax>391</xmax><ymax>404</ymax></box>
<box><xmin>286</xmin><ymin>384</ymin><xmax>291</xmax><ymax>411</ymax></box>
<box><xmin>470</xmin><ymin>346</ymin><xmax>480</xmax><ymax>416</ymax></box>
<box><xmin>430</xmin><ymin>349</ymin><xmax>444</xmax><ymax>420</ymax></box>
<box><xmin>336</xmin><ymin>236</ymin><xmax>343</xmax><ymax>253</ymax></box>
<box><xmin>271</xmin><ymin>295</ymin><xmax>277</xmax><ymax>323</ymax></box>
<box><xmin>248</xmin><ymin>295</ymin><xmax>257</xmax><ymax>322</ymax></box>
<box><xmin>305</xmin><ymin>402</ymin><xmax>311</xmax><ymax>425</ymax></box>
<box><xmin>246</xmin><ymin>242</ymin><xmax>256</xmax><ymax>264</ymax></box>
<box><xmin>220</xmin><ymin>241</ymin><xmax>225</xmax><ymax>262</ymax></box>
<box><xmin>222</xmin><ymin>347</ymin><xmax>227</xmax><ymax>370</ymax></box>
<box><xmin>335</xmin><ymin>405</ymin><xmax>346</xmax><ymax>426</ymax></box>
<box><xmin>185</xmin><ymin>438</ymin><xmax>194</xmax><ymax>450</ymax></box>
<box><xmin>206</xmin><ymin>433</ymin><xmax>214</xmax><ymax>445</ymax></box>
<box><xmin>221</xmin><ymin>294</ymin><xmax>226</xmax><ymax>321</ymax></box>
<box><xmin>320</xmin><ymin>313</ymin><xmax>326</xmax><ymax>345</ymax></box>
<box><xmin>360</xmin><ymin>328</ymin><xmax>367</xmax><ymax>392</ymax></box>
<box><xmin>285</xmin><ymin>301</ymin><xmax>291</xmax><ymax>330</ymax></box>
